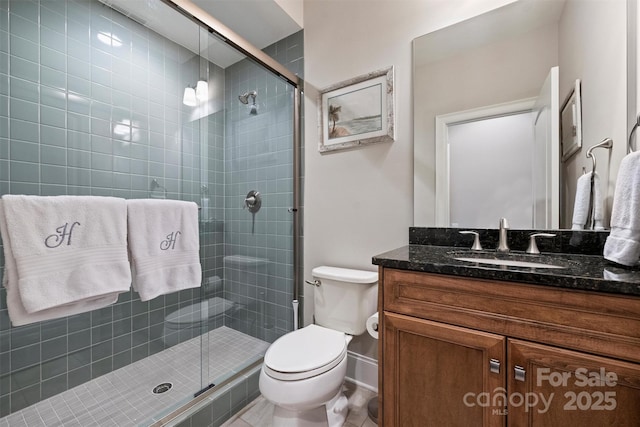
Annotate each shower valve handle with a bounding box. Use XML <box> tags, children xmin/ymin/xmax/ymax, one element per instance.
<box><xmin>243</xmin><ymin>190</ymin><xmax>261</xmax><ymax>213</ymax></box>
<box><xmin>244</xmin><ymin>192</ymin><xmax>259</xmax><ymax>206</ymax></box>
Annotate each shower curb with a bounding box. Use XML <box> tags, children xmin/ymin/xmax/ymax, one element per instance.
<box><xmin>146</xmin><ymin>359</ymin><xmax>263</xmax><ymax>427</ymax></box>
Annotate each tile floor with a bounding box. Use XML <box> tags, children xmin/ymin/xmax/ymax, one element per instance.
<box><xmin>221</xmin><ymin>382</ymin><xmax>378</xmax><ymax>427</ymax></box>
<box><xmin>0</xmin><ymin>327</ymin><xmax>269</xmax><ymax>427</ymax></box>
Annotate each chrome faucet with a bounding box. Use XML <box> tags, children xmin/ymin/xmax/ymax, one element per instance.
<box><xmin>497</xmin><ymin>218</ymin><xmax>510</xmax><ymax>252</ymax></box>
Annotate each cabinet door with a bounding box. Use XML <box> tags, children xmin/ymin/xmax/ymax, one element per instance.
<box><xmin>508</xmin><ymin>339</ymin><xmax>640</xmax><ymax>426</ymax></box>
<box><xmin>382</xmin><ymin>312</ymin><xmax>506</xmax><ymax>427</ymax></box>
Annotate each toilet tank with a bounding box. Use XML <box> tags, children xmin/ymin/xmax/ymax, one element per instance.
<box><xmin>312</xmin><ymin>266</ymin><xmax>378</xmax><ymax>335</ymax></box>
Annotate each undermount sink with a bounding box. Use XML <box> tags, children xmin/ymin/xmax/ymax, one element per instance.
<box><xmin>453</xmin><ymin>256</ymin><xmax>566</xmax><ymax>269</ymax></box>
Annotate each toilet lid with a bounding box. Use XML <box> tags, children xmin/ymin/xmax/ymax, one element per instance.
<box><xmin>165</xmin><ymin>297</ymin><xmax>234</xmax><ymax>326</ymax></box>
<box><xmin>264</xmin><ymin>324</ymin><xmax>347</xmax><ymax>380</ymax></box>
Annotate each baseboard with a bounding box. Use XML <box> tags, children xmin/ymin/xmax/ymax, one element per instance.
<box><xmin>345</xmin><ymin>351</ymin><xmax>378</xmax><ymax>393</ymax></box>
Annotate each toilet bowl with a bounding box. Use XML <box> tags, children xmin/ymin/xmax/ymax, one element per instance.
<box><xmin>259</xmin><ymin>266</ymin><xmax>378</xmax><ymax>427</ymax></box>
<box><xmin>162</xmin><ymin>294</ymin><xmax>235</xmax><ymax>346</ymax></box>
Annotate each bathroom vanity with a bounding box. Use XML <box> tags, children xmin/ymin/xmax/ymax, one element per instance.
<box><xmin>372</xmin><ymin>228</ymin><xmax>640</xmax><ymax>426</ymax></box>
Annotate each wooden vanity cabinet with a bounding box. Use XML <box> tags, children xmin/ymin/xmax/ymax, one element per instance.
<box><xmin>378</xmin><ymin>268</ymin><xmax>640</xmax><ymax>427</ymax></box>
<box><xmin>507</xmin><ymin>340</ymin><xmax>640</xmax><ymax>427</ymax></box>
<box><xmin>383</xmin><ymin>312</ymin><xmax>506</xmax><ymax>426</ymax></box>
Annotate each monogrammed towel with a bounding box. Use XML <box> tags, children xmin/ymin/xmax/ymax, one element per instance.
<box><xmin>127</xmin><ymin>199</ymin><xmax>201</xmax><ymax>301</ymax></box>
<box><xmin>0</xmin><ymin>195</ymin><xmax>131</xmax><ymax>326</ymax></box>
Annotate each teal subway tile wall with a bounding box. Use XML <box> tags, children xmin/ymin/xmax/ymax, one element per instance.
<box><xmin>0</xmin><ymin>0</ymin><xmax>303</xmax><ymax>420</ymax></box>
<box><xmin>0</xmin><ymin>0</ymin><xmax>219</xmax><ymax>416</ymax></box>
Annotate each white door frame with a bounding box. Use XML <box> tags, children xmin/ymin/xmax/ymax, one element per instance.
<box><xmin>434</xmin><ymin>98</ymin><xmax>537</xmax><ymax>227</ymax></box>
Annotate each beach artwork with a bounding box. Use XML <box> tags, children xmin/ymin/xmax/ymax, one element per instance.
<box><xmin>327</xmin><ymin>84</ymin><xmax>383</xmax><ymax>139</ymax></box>
<box><xmin>318</xmin><ymin>67</ymin><xmax>395</xmax><ymax>153</ymax></box>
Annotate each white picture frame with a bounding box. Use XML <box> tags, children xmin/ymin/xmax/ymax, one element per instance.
<box><xmin>560</xmin><ymin>79</ymin><xmax>582</xmax><ymax>161</ymax></box>
<box><xmin>318</xmin><ymin>67</ymin><xmax>395</xmax><ymax>153</ymax></box>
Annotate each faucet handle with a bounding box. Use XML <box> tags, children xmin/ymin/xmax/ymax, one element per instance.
<box><xmin>499</xmin><ymin>217</ymin><xmax>509</xmax><ymax>229</ymax></box>
<box><xmin>459</xmin><ymin>231</ymin><xmax>483</xmax><ymax>251</ymax></box>
<box><xmin>526</xmin><ymin>233</ymin><xmax>556</xmax><ymax>255</ymax></box>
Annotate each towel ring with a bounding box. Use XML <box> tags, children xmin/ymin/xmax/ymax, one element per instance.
<box><xmin>629</xmin><ymin>114</ymin><xmax>640</xmax><ymax>153</ymax></box>
<box><xmin>585</xmin><ymin>138</ymin><xmax>613</xmax><ymax>174</ymax></box>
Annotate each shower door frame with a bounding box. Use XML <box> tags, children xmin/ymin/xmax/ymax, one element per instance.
<box><xmin>160</xmin><ymin>0</ymin><xmax>304</xmax><ymax>350</ymax></box>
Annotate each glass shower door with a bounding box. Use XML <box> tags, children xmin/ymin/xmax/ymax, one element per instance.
<box><xmin>196</xmin><ymin>23</ymin><xmax>298</xmax><ymax>402</ymax></box>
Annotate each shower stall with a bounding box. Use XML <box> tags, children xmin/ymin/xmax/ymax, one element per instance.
<box><xmin>0</xmin><ymin>0</ymin><xmax>303</xmax><ymax>425</ymax></box>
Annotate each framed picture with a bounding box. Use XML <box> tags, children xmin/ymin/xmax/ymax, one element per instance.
<box><xmin>560</xmin><ymin>79</ymin><xmax>582</xmax><ymax>161</ymax></box>
<box><xmin>318</xmin><ymin>67</ymin><xmax>395</xmax><ymax>153</ymax></box>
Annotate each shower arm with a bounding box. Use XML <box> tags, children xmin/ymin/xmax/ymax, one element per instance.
<box><xmin>239</xmin><ymin>91</ymin><xmax>257</xmax><ymax>105</ymax></box>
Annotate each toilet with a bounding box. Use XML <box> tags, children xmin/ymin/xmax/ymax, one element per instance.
<box><xmin>162</xmin><ymin>276</ymin><xmax>236</xmax><ymax>346</ymax></box>
<box><xmin>259</xmin><ymin>266</ymin><xmax>378</xmax><ymax>427</ymax></box>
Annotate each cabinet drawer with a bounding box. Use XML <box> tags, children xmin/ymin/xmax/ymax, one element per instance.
<box><xmin>381</xmin><ymin>268</ymin><xmax>640</xmax><ymax>363</ymax></box>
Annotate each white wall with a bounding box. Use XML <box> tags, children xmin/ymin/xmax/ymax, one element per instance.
<box><xmin>274</xmin><ymin>0</ymin><xmax>303</xmax><ymax>28</ymax></box>
<box><xmin>302</xmin><ymin>0</ymin><xmax>517</xmax><ymax>370</ymax></box>
<box><xmin>558</xmin><ymin>0</ymin><xmax>627</xmax><ymax>228</ymax></box>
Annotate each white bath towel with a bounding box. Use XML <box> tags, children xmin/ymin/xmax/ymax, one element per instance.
<box><xmin>604</xmin><ymin>151</ymin><xmax>640</xmax><ymax>266</ymax></box>
<box><xmin>127</xmin><ymin>199</ymin><xmax>201</xmax><ymax>301</ymax></box>
<box><xmin>0</xmin><ymin>196</ymin><xmax>131</xmax><ymax>326</ymax></box>
<box><xmin>571</xmin><ymin>171</ymin><xmax>604</xmax><ymax>230</ymax></box>
<box><xmin>1</xmin><ymin>206</ymin><xmax>120</xmax><ymax>326</ymax></box>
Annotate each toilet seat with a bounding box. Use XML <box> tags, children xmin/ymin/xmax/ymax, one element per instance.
<box><xmin>263</xmin><ymin>324</ymin><xmax>347</xmax><ymax>381</ymax></box>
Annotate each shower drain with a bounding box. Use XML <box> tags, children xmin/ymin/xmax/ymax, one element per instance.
<box><xmin>152</xmin><ymin>382</ymin><xmax>173</xmax><ymax>394</ymax></box>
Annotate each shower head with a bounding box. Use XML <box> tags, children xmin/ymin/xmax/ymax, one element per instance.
<box><xmin>238</xmin><ymin>90</ymin><xmax>257</xmax><ymax>105</ymax></box>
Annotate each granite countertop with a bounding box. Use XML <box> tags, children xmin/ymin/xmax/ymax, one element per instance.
<box><xmin>372</xmin><ymin>228</ymin><xmax>640</xmax><ymax>297</ymax></box>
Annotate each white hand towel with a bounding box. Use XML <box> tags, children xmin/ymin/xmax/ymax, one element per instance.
<box><xmin>127</xmin><ymin>199</ymin><xmax>201</xmax><ymax>301</ymax></box>
<box><xmin>571</xmin><ymin>172</ymin><xmax>604</xmax><ymax>230</ymax></box>
<box><xmin>0</xmin><ymin>196</ymin><xmax>131</xmax><ymax>326</ymax></box>
<box><xmin>604</xmin><ymin>151</ymin><xmax>640</xmax><ymax>266</ymax></box>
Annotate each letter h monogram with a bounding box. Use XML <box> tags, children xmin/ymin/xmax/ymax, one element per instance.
<box><xmin>45</xmin><ymin>222</ymin><xmax>81</xmax><ymax>248</ymax></box>
<box><xmin>160</xmin><ymin>231</ymin><xmax>181</xmax><ymax>250</ymax></box>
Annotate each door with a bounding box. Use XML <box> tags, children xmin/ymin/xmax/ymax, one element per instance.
<box><xmin>434</xmin><ymin>98</ymin><xmax>538</xmax><ymax>229</ymax></box>
<box><xmin>382</xmin><ymin>312</ymin><xmax>506</xmax><ymax>427</ymax></box>
<box><xmin>447</xmin><ymin>112</ymin><xmax>537</xmax><ymax>228</ymax></box>
<box><xmin>508</xmin><ymin>339</ymin><xmax>640</xmax><ymax>426</ymax></box>
<box><xmin>532</xmin><ymin>66</ymin><xmax>560</xmax><ymax>229</ymax></box>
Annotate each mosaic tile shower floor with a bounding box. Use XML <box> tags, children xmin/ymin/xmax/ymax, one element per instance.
<box><xmin>0</xmin><ymin>327</ymin><xmax>269</xmax><ymax>427</ymax></box>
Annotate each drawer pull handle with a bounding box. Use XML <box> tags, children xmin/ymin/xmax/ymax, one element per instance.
<box><xmin>514</xmin><ymin>365</ymin><xmax>526</xmax><ymax>382</ymax></box>
<box><xmin>489</xmin><ymin>358</ymin><xmax>501</xmax><ymax>374</ymax></box>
